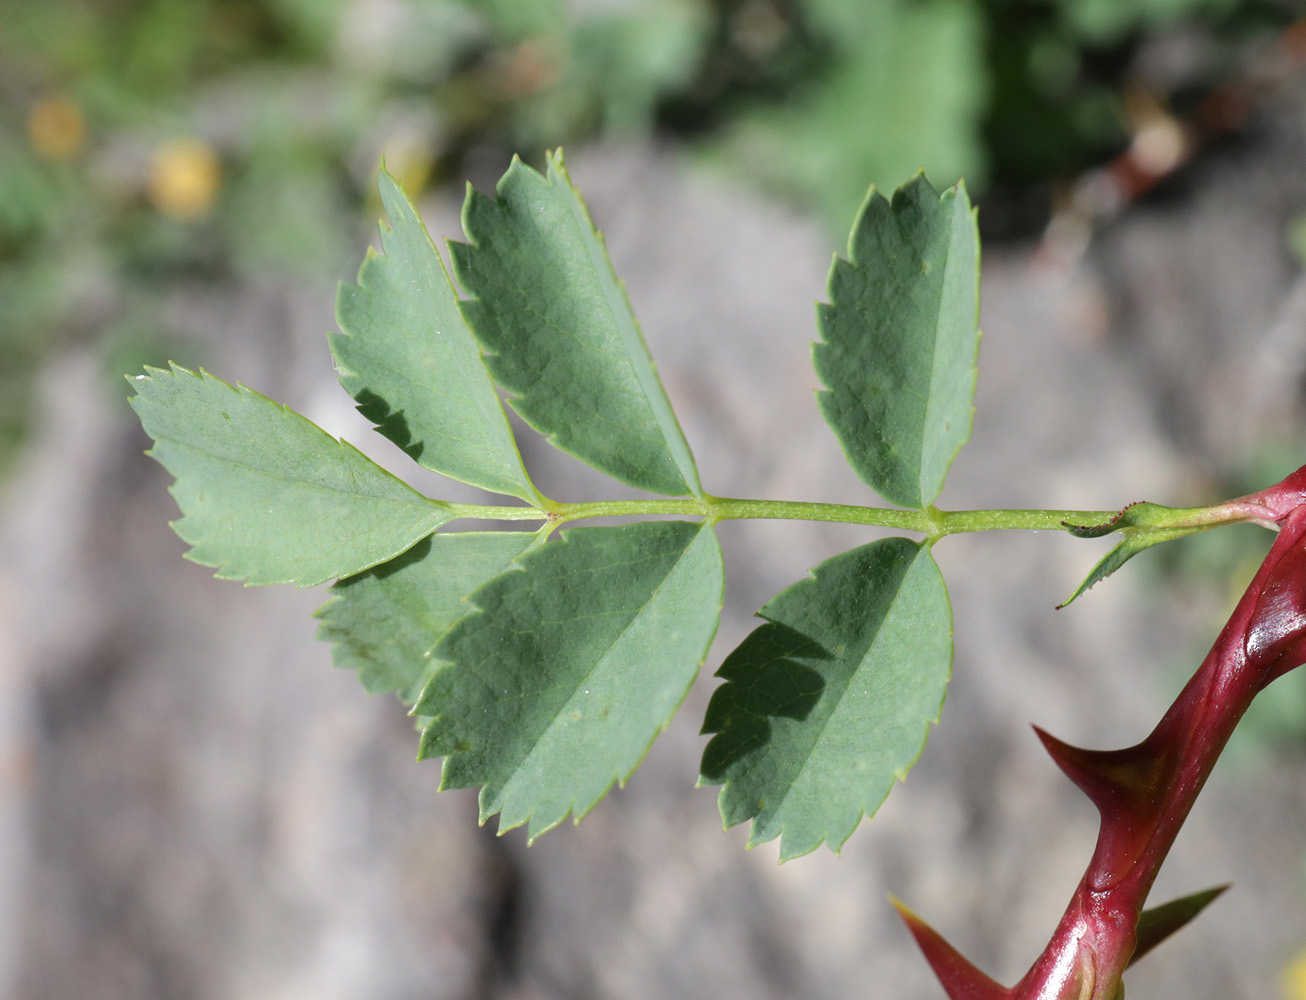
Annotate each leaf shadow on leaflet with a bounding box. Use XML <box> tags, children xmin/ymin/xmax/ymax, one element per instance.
<box><xmin>701</xmin><ymin>623</ymin><xmax>828</xmax><ymax>779</ymax></box>
<box><xmin>352</xmin><ymin>387</ymin><xmax>422</xmax><ymax>463</ymax></box>
<box><xmin>337</xmin><ymin>533</ymin><xmax>433</xmax><ymax>586</ymax></box>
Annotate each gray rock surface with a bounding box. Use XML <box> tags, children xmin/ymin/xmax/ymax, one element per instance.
<box><xmin>4</xmin><ymin>120</ymin><xmax>1306</xmax><ymax>999</ymax></box>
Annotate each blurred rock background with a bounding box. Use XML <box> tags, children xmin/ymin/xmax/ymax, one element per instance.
<box><xmin>4</xmin><ymin>1</ymin><xmax>1306</xmax><ymax>998</ymax></box>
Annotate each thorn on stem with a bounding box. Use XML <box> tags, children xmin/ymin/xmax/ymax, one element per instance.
<box><xmin>890</xmin><ymin>896</ymin><xmax>1011</xmax><ymax>1000</ymax></box>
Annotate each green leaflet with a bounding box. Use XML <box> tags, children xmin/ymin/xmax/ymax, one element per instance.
<box><xmin>700</xmin><ymin>537</ymin><xmax>952</xmax><ymax>860</ymax></box>
<box><xmin>417</xmin><ymin>519</ymin><xmax>724</xmax><ymax>840</ymax></box>
<box><xmin>451</xmin><ymin>151</ymin><xmax>702</xmax><ymax>497</ymax></box>
<box><xmin>129</xmin><ymin>364</ymin><xmax>450</xmax><ymax>587</ymax></box>
<box><xmin>331</xmin><ymin>168</ymin><xmax>537</xmax><ymax>502</ymax></box>
<box><xmin>315</xmin><ymin>531</ymin><xmax>541</xmax><ymax>705</ymax></box>
<box><xmin>814</xmin><ymin>174</ymin><xmax>980</xmax><ymax>511</ymax></box>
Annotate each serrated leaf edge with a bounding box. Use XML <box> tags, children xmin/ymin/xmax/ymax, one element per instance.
<box><xmin>771</xmin><ymin>545</ymin><xmax>951</xmax><ymax>861</ymax></box>
<box><xmin>452</xmin><ymin>150</ymin><xmax>703</xmax><ymax>498</ymax></box>
<box><xmin>919</xmin><ymin>180</ymin><xmax>980</xmax><ymax>509</ymax></box>
<box><xmin>814</xmin><ymin>173</ymin><xmax>980</xmax><ymax>511</ymax></box>
<box><xmin>419</xmin><ymin>521</ymin><xmax>724</xmax><ymax>842</ymax></box>
<box><xmin>129</xmin><ymin>362</ymin><xmax>451</xmax><ymax>587</ymax></box>
<box><xmin>331</xmin><ymin>167</ymin><xmax>539</xmax><ymax>503</ymax></box>
<box><xmin>700</xmin><ymin>539</ymin><xmax>952</xmax><ymax>861</ymax></box>
<box><xmin>1058</xmin><ymin>526</ymin><xmax>1203</xmax><ymax>608</ymax></box>
<box><xmin>312</xmin><ymin>529</ymin><xmax>547</xmax><ymax>703</ymax></box>
<box><xmin>544</xmin><ymin>150</ymin><xmax>705</xmax><ymax>499</ymax></box>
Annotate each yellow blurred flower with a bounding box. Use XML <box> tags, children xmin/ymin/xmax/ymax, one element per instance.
<box><xmin>1282</xmin><ymin>947</ymin><xmax>1306</xmax><ymax>1000</ymax></box>
<box><xmin>27</xmin><ymin>96</ymin><xmax>86</xmax><ymax>160</ymax></box>
<box><xmin>386</xmin><ymin>153</ymin><xmax>432</xmax><ymax>203</ymax></box>
<box><xmin>148</xmin><ymin>138</ymin><xmax>221</xmax><ymax>221</ymax></box>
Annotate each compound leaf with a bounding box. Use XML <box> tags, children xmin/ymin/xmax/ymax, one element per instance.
<box><xmin>700</xmin><ymin>536</ymin><xmax>952</xmax><ymax>860</ymax></box>
<box><xmin>815</xmin><ymin>174</ymin><xmax>979</xmax><ymax>510</ymax></box>
<box><xmin>130</xmin><ymin>363</ymin><xmax>451</xmax><ymax>587</ymax></box>
<box><xmin>332</xmin><ymin>168</ymin><xmax>537</xmax><ymax>502</ymax></box>
<box><xmin>451</xmin><ymin>150</ymin><xmax>702</xmax><ymax>497</ymax></box>
<box><xmin>315</xmin><ymin>531</ymin><xmax>541</xmax><ymax>705</ymax></box>
<box><xmin>417</xmin><ymin>519</ymin><xmax>724</xmax><ymax>839</ymax></box>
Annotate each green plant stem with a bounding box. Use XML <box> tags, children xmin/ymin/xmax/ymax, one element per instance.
<box><xmin>442</xmin><ymin>496</ymin><xmax>1142</xmax><ymax>537</ymax></box>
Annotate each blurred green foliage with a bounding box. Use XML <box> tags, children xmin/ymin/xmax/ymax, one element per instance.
<box><xmin>706</xmin><ymin>0</ymin><xmax>988</xmax><ymax>233</ymax></box>
<box><xmin>0</xmin><ymin>0</ymin><xmax>1296</xmax><ymax>472</ymax></box>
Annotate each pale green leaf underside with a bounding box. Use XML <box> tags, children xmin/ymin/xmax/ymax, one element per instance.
<box><xmin>417</xmin><ymin>519</ymin><xmax>724</xmax><ymax>840</ymax></box>
<box><xmin>332</xmin><ymin>169</ymin><xmax>536</xmax><ymax>502</ymax></box>
<box><xmin>700</xmin><ymin>536</ymin><xmax>952</xmax><ymax>860</ymax></box>
<box><xmin>129</xmin><ymin>364</ymin><xmax>451</xmax><ymax>587</ymax></box>
<box><xmin>815</xmin><ymin>173</ymin><xmax>980</xmax><ymax>510</ymax></box>
<box><xmin>452</xmin><ymin>150</ymin><xmax>702</xmax><ymax>497</ymax></box>
<box><xmin>315</xmin><ymin>531</ymin><xmax>540</xmax><ymax>705</ymax></box>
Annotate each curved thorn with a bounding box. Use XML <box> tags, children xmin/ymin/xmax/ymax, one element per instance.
<box><xmin>1033</xmin><ymin>726</ymin><xmax>1165</xmax><ymax>819</ymax></box>
<box><xmin>891</xmin><ymin>896</ymin><xmax>1012</xmax><ymax>1000</ymax></box>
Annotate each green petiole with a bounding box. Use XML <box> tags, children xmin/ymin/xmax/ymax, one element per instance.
<box><xmin>440</xmin><ymin>496</ymin><xmax>1269</xmax><ymax>540</ymax></box>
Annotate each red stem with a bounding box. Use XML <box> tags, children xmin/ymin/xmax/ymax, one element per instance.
<box><xmin>901</xmin><ymin>466</ymin><xmax>1306</xmax><ymax>1000</ymax></box>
